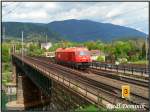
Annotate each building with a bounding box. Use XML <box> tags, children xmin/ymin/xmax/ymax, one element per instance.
<box><xmin>90</xmin><ymin>50</ymin><xmax>105</xmax><ymax>61</ymax></box>
<box><xmin>44</xmin><ymin>52</ymin><xmax>55</xmax><ymax>57</ymax></box>
<box><xmin>41</xmin><ymin>42</ymin><xmax>52</xmax><ymax>50</ymax></box>
<box><xmin>5</xmin><ymin>83</ymin><xmax>16</xmax><ymax>95</ymax></box>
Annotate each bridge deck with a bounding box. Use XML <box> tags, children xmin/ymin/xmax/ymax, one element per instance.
<box><xmin>12</xmin><ymin>54</ymin><xmax>149</xmax><ymax>110</ymax></box>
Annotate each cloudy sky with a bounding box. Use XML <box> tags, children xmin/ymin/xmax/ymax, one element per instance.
<box><xmin>2</xmin><ymin>2</ymin><xmax>149</xmax><ymax>34</ymax></box>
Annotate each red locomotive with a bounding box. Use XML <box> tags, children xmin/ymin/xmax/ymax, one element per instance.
<box><xmin>55</xmin><ymin>47</ymin><xmax>92</xmax><ymax>69</ymax></box>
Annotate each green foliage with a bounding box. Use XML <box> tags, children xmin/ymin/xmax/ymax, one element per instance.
<box><xmin>48</xmin><ymin>39</ymin><xmax>147</xmax><ymax>62</ymax></box>
<box><xmin>3</xmin><ymin>63</ymin><xmax>11</xmax><ymax>72</ymax></box>
<box><xmin>141</xmin><ymin>43</ymin><xmax>146</xmax><ymax>59</ymax></box>
<box><xmin>75</xmin><ymin>105</ymin><xmax>99</xmax><ymax>112</ymax></box>
<box><xmin>2</xmin><ymin>43</ymin><xmax>11</xmax><ymax>62</ymax></box>
<box><xmin>28</xmin><ymin>43</ymin><xmax>44</xmax><ymax>56</ymax></box>
<box><xmin>107</xmin><ymin>108</ymin><xmax>135</xmax><ymax>112</ymax></box>
<box><xmin>103</xmin><ymin>39</ymin><xmax>147</xmax><ymax>62</ymax></box>
<box><xmin>75</xmin><ymin>105</ymin><xmax>135</xmax><ymax>112</ymax></box>
<box><xmin>84</xmin><ymin>41</ymin><xmax>104</xmax><ymax>51</ymax></box>
<box><xmin>3</xmin><ymin>22</ymin><xmax>62</xmax><ymax>42</ymax></box>
<box><xmin>130</xmin><ymin>60</ymin><xmax>148</xmax><ymax>65</ymax></box>
<box><xmin>48</xmin><ymin>42</ymin><xmax>63</xmax><ymax>52</ymax></box>
<box><xmin>2</xmin><ymin>62</ymin><xmax>12</xmax><ymax>85</ymax></box>
<box><xmin>113</xmin><ymin>41</ymin><xmax>133</xmax><ymax>59</ymax></box>
<box><xmin>2</xmin><ymin>38</ymin><xmax>147</xmax><ymax>64</ymax></box>
<box><xmin>2</xmin><ymin>72</ymin><xmax>11</xmax><ymax>85</ymax></box>
<box><xmin>118</xmin><ymin>58</ymin><xmax>128</xmax><ymax>64</ymax></box>
<box><xmin>97</xmin><ymin>56</ymin><xmax>105</xmax><ymax>62</ymax></box>
<box><xmin>1</xmin><ymin>39</ymin><xmax>147</xmax><ymax>85</ymax></box>
<box><xmin>2</xmin><ymin>43</ymin><xmax>12</xmax><ymax>84</ymax></box>
<box><xmin>130</xmin><ymin>54</ymin><xmax>140</xmax><ymax>62</ymax></box>
<box><xmin>48</xmin><ymin>41</ymin><xmax>84</xmax><ymax>52</ymax></box>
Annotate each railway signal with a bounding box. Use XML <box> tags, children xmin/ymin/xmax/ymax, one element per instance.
<box><xmin>122</xmin><ymin>85</ymin><xmax>130</xmax><ymax>99</ymax></box>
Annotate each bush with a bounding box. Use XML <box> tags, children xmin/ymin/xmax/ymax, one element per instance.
<box><xmin>118</xmin><ymin>58</ymin><xmax>128</xmax><ymax>64</ymax></box>
<box><xmin>2</xmin><ymin>45</ymin><xmax>11</xmax><ymax>63</ymax></box>
<box><xmin>97</xmin><ymin>56</ymin><xmax>105</xmax><ymax>62</ymax></box>
<box><xmin>130</xmin><ymin>55</ymin><xmax>139</xmax><ymax>62</ymax></box>
<box><xmin>2</xmin><ymin>72</ymin><xmax>11</xmax><ymax>85</ymax></box>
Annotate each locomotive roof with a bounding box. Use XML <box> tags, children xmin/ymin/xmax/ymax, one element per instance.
<box><xmin>56</xmin><ymin>47</ymin><xmax>88</xmax><ymax>52</ymax></box>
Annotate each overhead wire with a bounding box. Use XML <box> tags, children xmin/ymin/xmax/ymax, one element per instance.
<box><xmin>2</xmin><ymin>3</ymin><xmax>21</xmax><ymax>17</ymax></box>
<box><xmin>110</xmin><ymin>6</ymin><xmax>148</xmax><ymax>19</ymax></box>
<box><xmin>106</xmin><ymin>6</ymin><xmax>148</xmax><ymax>32</ymax></box>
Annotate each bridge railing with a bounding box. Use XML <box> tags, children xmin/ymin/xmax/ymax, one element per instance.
<box><xmin>91</xmin><ymin>61</ymin><xmax>149</xmax><ymax>76</ymax></box>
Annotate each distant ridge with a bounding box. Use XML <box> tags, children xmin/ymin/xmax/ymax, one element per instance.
<box><xmin>2</xmin><ymin>19</ymin><xmax>147</xmax><ymax>42</ymax></box>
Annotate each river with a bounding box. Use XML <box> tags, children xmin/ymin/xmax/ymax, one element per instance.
<box><xmin>2</xmin><ymin>91</ymin><xmax>16</xmax><ymax>111</ymax></box>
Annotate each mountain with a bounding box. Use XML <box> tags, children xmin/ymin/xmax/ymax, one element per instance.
<box><xmin>2</xmin><ymin>19</ymin><xmax>147</xmax><ymax>42</ymax></box>
<box><xmin>2</xmin><ymin>22</ymin><xmax>61</xmax><ymax>42</ymax></box>
<box><xmin>48</xmin><ymin>19</ymin><xmax>147</xmax><ymax>42</ymax></box>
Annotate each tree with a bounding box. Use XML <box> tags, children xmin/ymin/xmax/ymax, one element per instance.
<box><xmin>141</xmin><ymin>42</ymin><xmax>146</xmax><ymax>59</ymax></box>
<box><xmin>2</xmin><ymin>43</ymin><xmax>11</xmax><ymax>62</ymax></box>
<box><xmin>28</xmin><ymin>43</ymin><xmax>44</xmax><ymax>56</ymax></box>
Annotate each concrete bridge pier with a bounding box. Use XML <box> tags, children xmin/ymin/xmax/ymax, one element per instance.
<box><xmin>5</xmin><ymin>63</ymin><xmax>17</xmax><ymax>96</ymax></box>
<box><xmin>12</xmin><ymin>64</ymin><xmax>16</xmax><ymax>83</ymax></box>
<box><xmin>6</xmin><ymin>69</ymin><xmax>51</xmax><ymax>110</ymax></box>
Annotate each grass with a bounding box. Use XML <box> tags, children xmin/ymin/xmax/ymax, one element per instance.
<box><xmin>130</xmin><ymin>60</ymin><xmax>148</xmax><ymax>65</ymax></box>
<box><xmin>75</xmin><ymin>105</ymin><xmax>99</xmax><ymax>112</ymax></box>
<box><xmin>75</xmin><ymin>105</ymin><xmax>136</xmax><ymax>112</ymax></box>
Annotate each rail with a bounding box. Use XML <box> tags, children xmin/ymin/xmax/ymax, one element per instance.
<box><xmin>12</xmin><ymin>54</ymin><xmax>117</xmax><ymax>108</ymax></box>
<box><xmin>12</xmin><ymin>54</ymin><xmax>148</xmax><ymax>110</ymax></box>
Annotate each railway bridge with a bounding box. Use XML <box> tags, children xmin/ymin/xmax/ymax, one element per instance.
<box><xmin>6</xmin><ymin>54</ymin><xmax>149</xmax><ymax>111</ymax></box>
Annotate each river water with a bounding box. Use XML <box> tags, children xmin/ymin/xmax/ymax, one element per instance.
<box><xmin>2</xmin><ymin>92</ymin><xmax>59</xmax><ymax>111</ymax></box>
<box><xmin>2</xmin><ymin>91</ymin><xmax>100</xmax><ymax>111</ymax></box>
<box><xmin>2</xmin><ymin>91</ymin><xmax>16</xmax><ymax>111</ymax></box>
<box><xmin>2</xmin><ymin>91</ymin><xmax>77</xmax><ymax>111</ymax></box>
<box><xmin>2</xmin><ymin>91</ymin><xmax>8</xmax><ymax>111</ymax></box>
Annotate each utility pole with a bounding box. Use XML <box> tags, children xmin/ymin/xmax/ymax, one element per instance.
<box><xmin>3</xmin><ymin>27</ymin><xmax>5</xmax><ymax>42</ymax></box>
<box><xmin>22</xmin><ymin>31</ymin><xmax>24</xmax><ymax>63</ymax></box>
<box><xmin>145</xmin><ymin>37</ymin><xmax>147</xmax><ymax>64</ymax></box>
<box><xmin>145</xmin><ymin>36</ymin><xmax>148</xmax><ymax>75</ymax></box>
<box><xmin>46</xmin><ymin>34</ymin><xmax>47</xmax><ymax>43</ymax></box>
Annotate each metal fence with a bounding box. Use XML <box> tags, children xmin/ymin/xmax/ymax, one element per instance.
<box><xmin>91</xmin><ymin>62</ymin><xmax>149</xmax><ymax>75</ymax></box>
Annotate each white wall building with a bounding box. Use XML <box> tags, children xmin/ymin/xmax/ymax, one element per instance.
<box><xmin>90</xmin><ymin>50</ymin><xmax>105</xmax><ymax>61</ymax></box>
<box><xmin>41</xmin><ymin>42</ymin><xmax>52</xmax><ymax>50</ymax></box>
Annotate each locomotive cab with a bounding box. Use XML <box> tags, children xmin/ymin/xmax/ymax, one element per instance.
<box><xmin>76</xmin><ymin>51</ymin><xmax>91</xmax><ymax>61</ymax></box>
<box><xmin>55</xmin><ymin>47</ymin><xmax>92</xmax><ymax>69</ymax></box>
<box><xmin>75</xmin><ymin>49</ymin><xmax>92</xmax><ymax>69</ymax></box>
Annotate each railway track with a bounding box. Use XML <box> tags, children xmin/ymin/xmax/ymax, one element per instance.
<box><xmin>24</xmin><ymin>56</ymin><xmax>149</xmax><ymax>109</ymax></box>
<box><xmin>89</xmin><ymin>68</ymin><xmax>148</xmax><ymax>88</ymax></box>
<box><xmin>31</xmin><ymin>56</ymin><xmax>148</xmax><ymax>90</ymax></box>
<box><xmin>13</xmin><ymin>55</ymin><xmax>148</xmax><ymax>110</ymax></box>
<box><xmin>35</xmin><ymin>56</ymin><xmax>148</xmax><ymax>88</ymax></box>
<box><xmin>91</xmin><ymin>67</ymin><xmax>149</xmax><ymax>81</ymax></box>
<box><xmin>93</xmin><ymin>61</ymin><xmax>148</xmax><ymax>72</ymax></box>
<box><xmin>27</xmin><ymin>56</ymin><xmax>116</xmax><ymax>93</ymax></box>
<box><xmin>22</xmin><ymin>56</ymin><xmax>125</xmax><ymax>107</ymax></box>
<box><xmin>91</xmin><ymin>62</ymin><xmax>149</xmax><ymax>79</ymax></box>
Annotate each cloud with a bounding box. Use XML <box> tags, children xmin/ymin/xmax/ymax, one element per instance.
<box><xmin>110</xmin><ymin>19</ymin><xmax>127</xmax><ymax>25</ymax></box>
<box><xmin>13</xmin><ymin>10</ymin><xmax>48</xmax><ymax>19</ymax></box>
<box><xmin>2</xmin><ymin>2</ymin><xmax>148</xmax><ymax>33</ymax></box>
<box><xmin>106</xmin><ymin>9</ymin><xmax>122</xmax><ymax>19</ymax></box>
<box><xmin>135</xmin><ymin>27</ymin><xmax>145</xmax><ymax>32</ymax></box>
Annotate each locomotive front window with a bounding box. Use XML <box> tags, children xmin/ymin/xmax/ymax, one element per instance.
<box><xmin>79</xmin><ymin>51</ymin><xmax>89</xmax><ymax>56</ymax></box>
